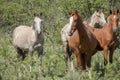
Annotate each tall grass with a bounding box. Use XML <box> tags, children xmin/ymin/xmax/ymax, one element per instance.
<box><xmin>0</xmin><ymin>29</ymin><xmax>120</xmax><ymax>80</ymax></box>
<box><xmin>0</xmin><ymin>0</ymin><xmax>120</xmax><ymax>80</ymax></box>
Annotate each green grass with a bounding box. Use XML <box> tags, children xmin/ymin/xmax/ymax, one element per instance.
<box><xmin>0</xmin><ymin>0</ymin><xmax>120</xmax><ymax>80</ymax></box>
<box><xmin>0</xmin><ymin>30</ymin><xmax>120</xmax><ymax>80</ymax></box>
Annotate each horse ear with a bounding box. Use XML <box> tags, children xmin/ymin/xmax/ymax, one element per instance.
<box><xmin>75</xmin><ymin>10</ymin><xmax>78</xmax><ymax>14</ymax></box>
<box><xmin>40</xmin><ymin>13</ymin><xmax>42</xmax><ymax>16</ymax></box>
<box><xmin>117</xmin><ymin>9</ymin><xmax>119</xmax><ymax>14</ymax></box>
<box><xmin>96</xmin><ymin>9</ymin><xmax>99</xmax><ymax>12</ymax></box>
<box><xmin>67</xmin><ymin>11</ymin><xmax>72</xmax><ymax>16</ymax></box>
<box><xmin>39</xmin><ymin>13</ymin><xmax>43</xmax><ymax>18</ymax></box>
<box><xmin>96</xmin><ymin>7</ymin><xmax>101</xmax><ymax>12</ymax></box>
<box><xmin>34</xmin><ymin>13</ymin><xmax>37</xmax><ymax>16</ymax></box>
<box><xmin>110</xmin><ymin>10</ymin><xmax>112</xmax><ymax>14</ymax></box>
<box><xmin>34</xmin><ymin>13</ymin><xmax>43</xmax><ymax>17</ymax></box>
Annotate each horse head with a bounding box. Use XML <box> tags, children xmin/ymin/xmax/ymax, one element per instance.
<box><xmin>90</xmin><ymin>9</ymin><xmax>106</xmax><ymax>28</ymax></box>
<box><xmin>33</xmin><ymin>13</ymin><xmax>43</xmax><ymax>35</ymax></box>
<box><xmin>68</xmin><ymin>10</ymin><xmax>81</xmax><ymax>36</ymax></box>
<box><xmin>107</xmin><ymin>9</ymin><xmax>119</xmax><ymax>32</ymax></box>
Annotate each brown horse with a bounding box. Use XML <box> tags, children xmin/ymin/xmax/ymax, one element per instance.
<box><xmin>68</xmin><ymin>10</ymin><xmax>98</xmax><ymax>75</ymax></box>
<box><xmin>61</xmin><ymin>9</ymin><xmax>106</xmax><ymax>72</ymax></box>
<box><xmin>86</xmin><ymin>9</ymin><xmax>119</xmax><ymax>65</ymax></box>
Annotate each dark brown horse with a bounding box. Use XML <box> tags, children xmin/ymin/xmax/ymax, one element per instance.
<box><xmin>64</xmin><ymin>9</ymin><xmax>119</xmax><ymax>78</ymax></box>
<box><xmin>61</xmin><ymin>9</ymin><xmax>106</xmax><ymax>72</ymax></box>
<box><xmin>68</xmin><ymin>10</ymin><xmax>98</xmax><ymax>76</ymax></box>
<box><xmin>86</xmin><ymin>9</ymin><xmax>119</xmax><ymax>65</ymax></box>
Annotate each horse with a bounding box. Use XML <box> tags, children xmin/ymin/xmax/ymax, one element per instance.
<box><xmin>86</xmin><ymin>9</ymin><xmax>119</xmax><ymax>65</ymax></box>
<box><xmin>85</xmin><ymin>8</ymin><xmax>106</xmax><ymax>28</ymax></box>
<box><xmin>68</xmin><ymin>10</ymin><xmax>98</xmax><ymax>78</ymax></box>
<box><xmin>13</xmin><ymin>13</ymin><xmax>44</xmax><ymax>61</ymax></box>
<box><xmin>61</xmin><ymin>9</ymin><xmax>106</xmax><ymax>72</ymax></box>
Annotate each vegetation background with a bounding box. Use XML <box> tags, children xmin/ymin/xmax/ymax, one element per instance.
<box><xmin>0</xmin><ymin>0</ymin><xmax>120</xmax><ymax>80</ymax></box>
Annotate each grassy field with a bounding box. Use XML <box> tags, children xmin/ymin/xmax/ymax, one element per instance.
<box><xmin>0</xmin><ymin>0</ymin><xmax>120</xmax><ymax>80</ymax></box>
<box><xmin>0</xmin><ymin>28</ymin><xmax>120</xmax><ymax>80</ymax></box>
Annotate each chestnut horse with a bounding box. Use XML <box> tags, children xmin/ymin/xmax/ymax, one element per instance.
<box><xmin>61</xmin><ymin>9</ymin><xmax>106</xmax><ymax>72</ymax></box>
<box><xmin>68</xmin><ymin>10</ymin><xmax>98</xmax><ymax>76</ymax></box>
<box><xmin>86</xmin><ymin>9</ymin><xmax>119</xmax><ymax>65</ymax></box>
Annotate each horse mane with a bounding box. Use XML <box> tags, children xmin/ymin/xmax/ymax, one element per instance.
<box><xmin>86</xmin><ymin>16</ymin><xmax>92</xmax><ymax>24</ymax></box>
<box><xmin>76</xmin><ymin>13</ymin><xmax>96</xmax><ymax>41</ymax></box>
<box><xmin>73</xmin><ymin>12</ymin><xmax>84</xmax><ymax>26</ymax></box>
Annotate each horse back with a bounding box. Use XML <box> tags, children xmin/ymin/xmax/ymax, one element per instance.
<box><xmin>13</xmin><ymin>25</ymin><xmax>37</xmax><ymax>49</ymax></box>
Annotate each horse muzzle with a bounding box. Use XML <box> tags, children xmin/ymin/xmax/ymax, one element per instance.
<box><xmin>113</xmin><ymin>27</ymin><xmax>117</xmax><ymax>32</ymax></box>
<box><xmin>68</xmin><ymin>29</ymin><xmax>76</xmax><ymax>36</ymax></box>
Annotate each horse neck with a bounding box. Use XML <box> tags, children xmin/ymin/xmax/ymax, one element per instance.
<box><xmin>31</xmin><ymin>24</ymin><xmax>43</xmax><ymax>39</ymax></box>
<box><xmin>89</xmin><ymin>20</ymin><xmax>94</xmax><ymax>27</ymax></box>
<box><xmin>105</xmin><ymin>15</ymin><xmax>117</xmax><ymax>30</ymax></box>
<box><xmin>89</xmin><ymin>12</ymin><xmax>96</xmax><ymax>26</ymax></box>
<box><xmin>86</xmin><ymin>16</ymin><xmax>91</xmax><ymax>24</ymax></box>
<box><xmin>76</xmin><ymin>18</ymin><xmax>89</xmax><ymax>38</ymax></box>
<box><xmin>103</xmin><ymin>21</ymin><xmax>113</xmax><ymax>33</ymax></box>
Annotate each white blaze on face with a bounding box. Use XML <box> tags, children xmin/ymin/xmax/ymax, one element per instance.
<box><xmin>34</xmin><ymin>17</ymin><xmax>42</xmax><ymax>34</ymax></box>
<box><xmin>113</xmin><ymin>15</ymin><xmax>117</xmax><ymax>31</ymax></box>
<box><xmin>114</xmin><ymin>15</ymin><xmax>116</xmax><ymax>19</ymax></box>
<box><xmin>100</xmin><ymin>13</ymin><xmax>106</xmax><ymax>25</ymax></box>
<box><xmin>68</xmin><ymin>16</ymin><xmax>74</xmax><ymax>31</ymax></box>
<box><xmin>102</xmin><ymin>13</ymin><xmax>106</xmax><ymax>24</ymax></box>
<box><xmin>89</xmin><ymin>12</ymin><xmax>96</xmax><ymax>27</ymax></box>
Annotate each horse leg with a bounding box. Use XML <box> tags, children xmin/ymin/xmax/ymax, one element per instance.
<box><xmin>38</xmin><ymin>46</ymin><xmax>43</xmax><ymax>57</ymax></box>
<box><xmin>109</xmin><ymin>35</ymin><xmax>117</xmax><ymax>63</ymax></box>
<box><xmin>81</xmin><ymin>54</ymin><xmax>86</xmax><ymax>70</ymax></box>
<box><xmin>36</xmin><ymin>46</ymin><xmax>43</xmax><ymax>73</ymax></box>
<box><xmin>29</xmin><ymin>46</ymin><xmax>34</xmax><ymax>56</ymax></box>
<box><xmin>63</xmin><ymin>41</ymin><xmax>69</xmax><ymax>72</ymax></box>
<box><xmin>16</xmin><ymin>47</ymin><xmax>22</xmax><ymax>58</ymax></box>
<box><xmin>79</xmin><ymin>53</ymin><xmax>87</xmax><ymax>77</ymax></box>
<box><xmin>37</xmin><ymin>46</ymin><xmax>43</xmax><ymax>66</ymax></box>
<box><xmin>86</xmin><ymin>54</ymin><xmax>92</xmax><ymax>79</ymax></box>
<box><xmin>21</xmin><ymin>51</ymin><xmax>26</xmax><ymax>60</ymax></box>
<box><xmin>28</xmin><ymin>46</ymin><xmax>34</xmax><ymax>72</ymax></box>
<box><xmin>74</xmin><ymin>48</ymin><xmax>82</xmax><ymax>70</ymax></box>
<box><xmin>66</xmin><ymin>42</ymin><xmax>74</xmax><ymax>72</ymax></box>
<box><xmin>109</xmin><ymin>45</ymin><xmax>115</xmax><ymax>64</ymax></box>
<box><xmin>16</xmin><ymin>47</ymin><xmax>25</xmax><ymax>60</ymax></box>
<box><xmin>69</xmin><ymin>50</ymin><xmax>74</xmax><ymax>72</ymax></box>
<box><xmin>103</xmin><ymin>46</ymin><xmax>108</xmax><ymax>65</ymax></box>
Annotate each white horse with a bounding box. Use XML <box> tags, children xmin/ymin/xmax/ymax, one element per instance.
<box><xmin>13</xmin><ymin>13</ymin><xmax>44</xmax><ymax>61</ymax></box>
<box><xmin>61</xmin><ymin>9</ymin><xmax>106</xmax><ymax>72</ymax></box>
<box><xmin>85</xmin><ymin>9</ymin><xmax>106</xmax><ymax>28</ymax></box>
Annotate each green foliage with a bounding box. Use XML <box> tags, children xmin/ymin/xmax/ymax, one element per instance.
<box><xmin>0</xmin><ymin>0</ymin><xmax>120</xmax><ymax>80</ymax></box>
<box><xmin>0</xmin><ymin>31</ymin><xmax>120</xmax><ymax>80</ymax></box>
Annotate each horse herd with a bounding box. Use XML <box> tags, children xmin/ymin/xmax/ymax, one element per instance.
<box><xmin>12</xmin><ymin>8</ymin><xmax>119</xmax><ymax>78</ymax></box>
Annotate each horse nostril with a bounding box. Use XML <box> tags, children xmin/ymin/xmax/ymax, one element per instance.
<box><xmin>68</xmin><ymin>32</ymin><xmax>72</xmax><ymax>36</ymax></box>
<box><xmin>68</xmin><ymin>30</ymin><xmax>74</xmax><ymax>36</ymax></box>
<box><xmin>113</xmin><ymin>27</ymin><xmax>117</xmax><ymax>32</ymax></box>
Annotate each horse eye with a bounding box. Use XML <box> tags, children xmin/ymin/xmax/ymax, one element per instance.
<box><xmin>72</xmin><ymin>14</ymin><xmax>75</xmax><ymax>16</ymax></box>
<box><xmin>97</xmin><ymin>15</ymin><xmax>100</xmax><ymax>17</ymax></box>
<box><xmin>74</xmin><ymin>20</ymin><xmax>77</xmax><ymax>22</ymax></box>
